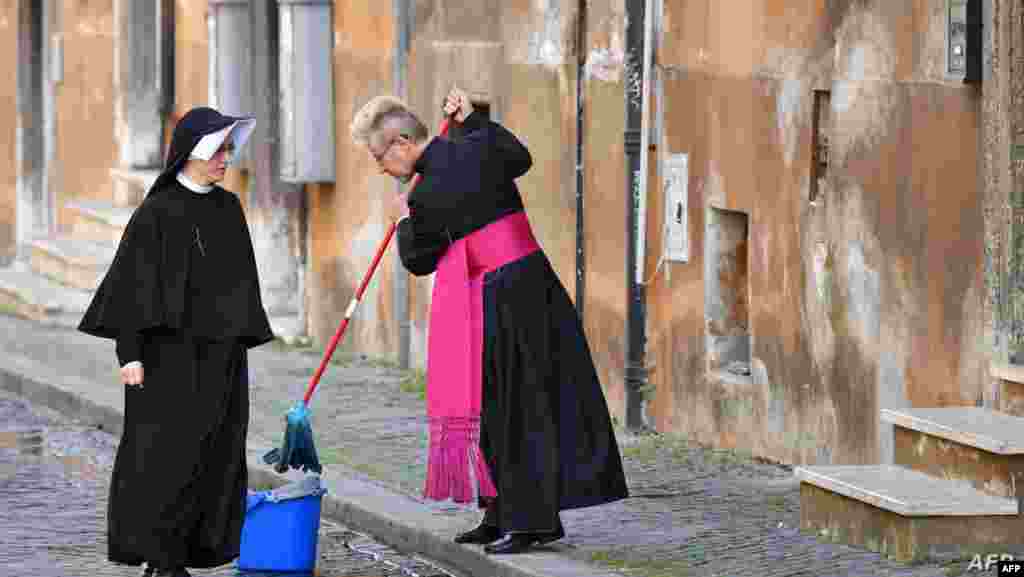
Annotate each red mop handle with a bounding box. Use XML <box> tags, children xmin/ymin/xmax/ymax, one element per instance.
<box><xmin>301</xmin><ymin>115</ymin><xmax>453</xmax><ymax>406</ymax></box>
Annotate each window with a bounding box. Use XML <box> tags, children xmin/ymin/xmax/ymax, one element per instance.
<box><xmin>279</xmin><ymin>0</ymin><xmax>336</xmax><ymax>182</ymax></box>
<box><xmin>705</xmin><ymin>207</ymin><xmax>750</xmax><ymax>375</ymax></box>
<box><xmin>208</xmin><ymin>0</ymin><xmax>253</xmax><ymax>118</ymax></box>
<box><xmin>810</xmin><ymin>90</ymin><xmax>830</xmax><ymax>203</ymax></box>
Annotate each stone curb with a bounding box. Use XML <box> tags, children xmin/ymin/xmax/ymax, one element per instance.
<box><xmin>0</xmin><ymin>350</ymin><xmax>618</xmax><ymax>577</ymax></box>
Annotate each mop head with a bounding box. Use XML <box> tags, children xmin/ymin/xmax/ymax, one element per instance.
<box><xmin>262</xmin><ymin>401</ymin><xmax>322</xmax><ymax>474</ymax></box>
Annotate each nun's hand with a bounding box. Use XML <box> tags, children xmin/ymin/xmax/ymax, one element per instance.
<box><xmin>120</xmin><ymin>361</ymin><xmax>144</xmax><ymax>387</ymax></box>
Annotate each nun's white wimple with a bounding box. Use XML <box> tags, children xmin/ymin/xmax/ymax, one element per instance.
<box><xmin>189</xmin><ymin>118</ymin><xmax>256</xmax><ymax>164</ymax></box>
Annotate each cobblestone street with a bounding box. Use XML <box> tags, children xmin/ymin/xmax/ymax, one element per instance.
<box><xmin>0</xmin><ymin>390</ymin><xmax>459</xmax><ymax>577</ymax></box>
<box><xmin>0</xmin><ymin>315</ymin><xmax>993</xmax><ymax>577</ymax></box>
<box><xmin>249</xmin><ymin>344</ymin><xmax>973</xmax><ymax>577</ymax></box>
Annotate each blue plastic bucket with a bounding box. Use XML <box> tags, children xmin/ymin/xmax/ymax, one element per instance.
<box><xmin>237</xmin><ymin>488</ymin><xmax>324</xmax><ymax>572</ymax></box>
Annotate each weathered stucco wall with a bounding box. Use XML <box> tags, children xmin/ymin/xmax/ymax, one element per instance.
<box><xmin>172</xmin><ymin>1</ymin><xmax>248</xmax><ymax>211</ymax></box>
<box><xmin>0</xmin><ymin>1</ymin><xmax>17</xmax><ymax>262</ymax></box>
<box><xmin>646</xmin><ymin>0</ymin><xmax>984</xmax><ymax>467</ymax></box>
<box><xmin>54</xmin><ymin>0</ymin><xmax>118</xmax><ymax>229</ymax></box>
<box><xmin>305</xmin><ymin>1</ymin><xmax>396</xmax><ymax>355</ymax></box>
<box><xmin>499</xmin><ymin>0</ymin><xmax>579</xmax><ymax>300</ymax></box>
<box><xmin>397</xmin><ymin>0</ymin><xmax>628</xmax><ymax>414</ymax></box>
<box><xmin>580</xmin><ymin>0</ymin><xmax>628</xmax><ymax>419</ymax></box>
<box><xmin>982</xmin><ymin>0</ymin><xmax>1024</xmax><ymax>399</ymax></box>
<box><xmin>503</xmin><ymin>0</ymin><xmax>637</xmax><ymax>414</ymax></box>
<box><xmin>0</xmin><ymin>0</ymin><xmax>993</xmax><ymax>467</ymax></box>
<box><xmin>173</xmin><ymin>0</ymin><xmax>209</xmax><ymax>124</ymax></box>
<box><xmin>401</xmin><ymin>0</ymin><xmax>516</xmax><ymax>367</ymax></box>
<box><xmin>984</xmin><ymin>1</ymin><xmax>1024</xmax><ymax>381</ymax></box>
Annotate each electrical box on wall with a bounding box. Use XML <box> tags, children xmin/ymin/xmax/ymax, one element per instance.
<box><xmin>663</xmin><ymin>153</ymin><xmax>689</xmax><ymax>262</ymax></box>
<box><xmin>279</xmin><ymin>0</ymin><xmax>336</xmax><ymax>183</ymax></box>
<box><xmin>208</xmin><ymin>0</ymin><xmax>253</xmax><ymax>165</ymax></box>
<box><xmin>948</xmin><ymin>0</ymin><xmax>983</xmax><ymax>83</ymax></box>
<box><xmin>947</xmin><ymin>0</ymin><xmax>967</xmax><ymax>76</ymax></box>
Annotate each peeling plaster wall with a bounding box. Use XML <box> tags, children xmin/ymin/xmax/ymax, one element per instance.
<box><xmin>393</xmin><ymin>0</ymin><xmax>619</xmax><ymax>391</ymax></box>
<box><xmin>506</xmin><ymin>0</ymin><xmax>631</xmax><ymax>417</ymax></box>
<box><xmin>305</xmin><ymin>1</ymin><xmax>396</xmax><ymax>356</ymax></box>
<box><xmin>646</xmin><ymin>0</ymin><xmax>984</xmax><ymax>467</ymax></box>
<box><xmin>174</xmin><ymin>1</ymin><xmax>249</xmax><ymax>210</ymax></box>
<box><xmin>0</xmin><ymin>0</ymin><xmax>985</xmax><ymax>465</ymax></box>
<box><xmin>987</xmin><ymin>1</ymin><xmax>1024</xmax><ymax>383</ymax></box>
<box><xmin>290</xmin><ymin>0</ymin><xmax>628</xmax><ymax>415</ymax></box>
<box><xmin>0</xmin><ymin>1</ymin><xmax>17</xmax><ymax>263</ymax></box>
<box><xmin>981</xmin><ymin>0</ymin><xmax>1018</xmax><ymax>407</ymax></box>
<box><xmin>576</xmin><ymin>0</ymin><xmax>628</xmax><ymax>417</ymax></box>
<box><xmin>173</xmin><ymin>0</ymin><xmax>209</xmax><ymax>127</ymax></box>
<box><xmin>53</xmin><ymin>0</ymin><xmax>119</xmax><ymax>229</ymax></box>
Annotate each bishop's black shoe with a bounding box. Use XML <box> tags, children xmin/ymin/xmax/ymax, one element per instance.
<box><xmin>454</xmin><ymin>523</ymin><xmax>502</xmax><ymax>544</ymax></box>
<box><xmin>484</xmin><ymin>525</ymin><xmax>566</xmax><ymax>554</ymax></box>
<box><xmin>484</xmin><ymin>533</ymin><xmax>535</xmax><ymax>554</ymax></box>
<box><xmin>534</xmin><ymin>523</ymin><xmax>566</xmax><ymax>545</ymax></box>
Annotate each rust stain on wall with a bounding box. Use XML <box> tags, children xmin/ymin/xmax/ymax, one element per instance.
<box><xmin>303</xmin><ymin>1</ymin><xmax>396</xmax><ymax>357</ymax></box>
<box><xmin>174</xmin><ymin>0</ymin><xmax>209</xmax><ymax>123</ymax></box>
<box><xmin>639</xmin><ymin>0</ymin><xmax>986</xmax><ymax>467</ymax></box>
<box><xmin>54</xmin><ymin>0</ymin><xmax>118</xmax><ymax>228</ymax></box>
<box><xmin>0</xmin><ymin>0</ymin><xmax>996</xmax><ymax>470</ymax></box>
<box><xmin>582</xmin><ymin>73</ymin><xmax>628</xmax><ymax>414</ymax></box>
<box><xmin>0</xmin><ymin>0</ymin><xmax>16</xmax><ymax>261</ymax></box>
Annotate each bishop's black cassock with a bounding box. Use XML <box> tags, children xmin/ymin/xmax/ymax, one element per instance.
<box><xmin>78</xmin><ymin>107</ymin><xmax>274</xmax><ymax>570</ymax></box>
<box><xmin>397</xmin><ymin>110</ymin><xmax>628</xmax><ymax>537</ymax></box>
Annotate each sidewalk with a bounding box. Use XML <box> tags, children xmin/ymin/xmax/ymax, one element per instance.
<box><xmin>0</xmin><ymin>313</ymin><xmax>966</xmax><ymax>577</ymax></box>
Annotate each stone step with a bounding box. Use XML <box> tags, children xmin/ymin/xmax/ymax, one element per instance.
<box><xmin>0</xmin><ymin>261</ymin><xmax>91</xmax><ymax>329</ymax></box>
<box><xmin>269</xmin><ymin>314</ymin><xmax>309</xmax><ymax>345</ymax></box>
<box><xmin>991</xmin><ymin>364</ymin><xmax>1024</xmax><ymax>418</ymax></box>
<box><xmin>29</xmin><ymin>235</ymin><xmax>116</xmax><ymax>291</ymax></box>
<box><xmin>110</xmin><ymin>168</ymin><xmax>159</xmax><ymax>208</ymax></box>
<box><xmin>66</xmin><ymin>200</ymin><xmax>135</xmax><ymax>244</ymax></box>
<box><xmin>881</xmin><ymin>407</ymin><xmax>1024</xmax><ymax>499</ymax></box>
<box><xmin>0</xmin><ymin>262</ymin><xmax>307</xmax><ymax>339</ymax></box>
<box><xmin>797</xmin><ymin>464</ymin><xmax>1024</xmax><ymax>562</ymax></box>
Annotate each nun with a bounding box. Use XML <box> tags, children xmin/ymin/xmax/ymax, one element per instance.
<box><xmin>78</xmin><ymin>107</ymin><xmax>275</xmax><ymax>577</ymax></box>
<box><xmin>349</xmin><ymin>89</ymin><xmax>628</xmax><ymax>555</ymax></box>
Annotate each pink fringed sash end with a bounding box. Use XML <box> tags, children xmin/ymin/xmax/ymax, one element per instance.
<box><xmin>423</xmin><ymin>416</ymin><xmax>497</xmax><ymax>503</ymax></box>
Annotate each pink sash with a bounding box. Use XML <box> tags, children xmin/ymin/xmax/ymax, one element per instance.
<box><xmin>423</xmin><ymin>211</ymin><xmax>540</xmax><ymax>503</ymax></box>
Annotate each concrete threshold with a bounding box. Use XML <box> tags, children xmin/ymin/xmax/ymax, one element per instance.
<box><xmin>881</xmin><ymin>407</ymin><xmax>1024</xmax><ymax>455</ymax></box>
<box><xmin>796</xmin><ymin>464</ymin><xmax>1019</xmax><ymax>516</ymax></box>
<box><xmin>0</xmin><ymin>349</ymin><xmax>616</xmax><ymax>577</ymax></box>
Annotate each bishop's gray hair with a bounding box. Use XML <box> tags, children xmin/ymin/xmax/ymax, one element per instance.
<box><xmin>350</xmin><ymin>95</ymin><xmax>428</xmax><ymax>149</ymax></box>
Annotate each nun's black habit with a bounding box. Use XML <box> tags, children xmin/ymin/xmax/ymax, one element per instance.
<box><xmin>397</xmin><ymin>111</ymin><xmax>628</xmax><ymax>539</ymax></box>
<box><xmin>78</xmin><ymin>107</ymin><xmax>274</xmax><ymax>570</ymax></box>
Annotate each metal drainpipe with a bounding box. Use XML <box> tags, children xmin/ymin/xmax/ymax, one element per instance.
<box><xmin>575</xmin><ymin>0</ymin><xmax>587</xmax><ymax>322</ymax></box>
<box><xmin>624</xmin><ymin>0</ymin><xmax>648</xmax><ymax>431</ymax></box>
<box><xmin>394</xmin><ymin>0</ymin><xmax>411</xmax><ymax>369</ymax></box>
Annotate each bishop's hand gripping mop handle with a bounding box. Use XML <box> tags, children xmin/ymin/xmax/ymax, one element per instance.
<box><xmin>298</xmin><ymin>115</ymin><xmax>454</xmax><ymax>407</ymax></box>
